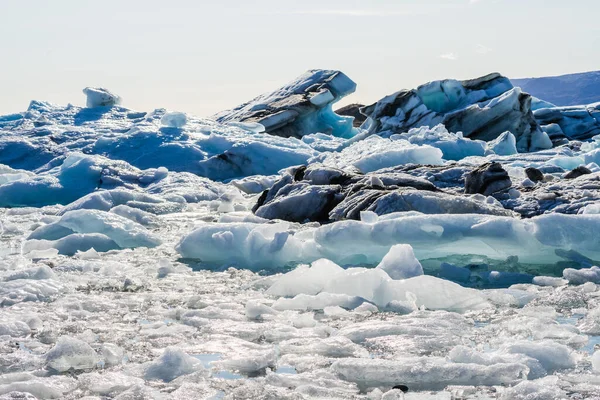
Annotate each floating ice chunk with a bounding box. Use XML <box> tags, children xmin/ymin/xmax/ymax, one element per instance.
<box><xmin>292</xmin><ymin>313</ymin><xmax>317</xmax><ymax>328</ymax></box>
<box><xmin>503</xmin><ymin>340</ymin><xmax>576</xmax><ymax>372</ymax></box>
<box><xmin>179</xmin><ymin>213</ymin><xmax>600</xmax><ymax>272</ymax></box>
<box><xmin>449</xmin><ymin>345</ymin><xmax>547</xmax><ymax>380</ymax></box>
<box><xmin>592</xmin><ymin>350</ymin><xmax>600</xmax><ymax>372</ymax></box>
<box><xmin>360</xmin><ymin>211</ymin><xmax>379</xmax><ymax>224</ymax></box>
<box><xmin>160</xmin><ymin>111</ymin><xmax>188</xmax><ymax>128</ymax></box>
<box><xmin>488</xmin><ymin>131</ymin><xmax>518</xmax><ymax>155</ymax></box>
<box><xmin>267</xmin><ymin>259</ymin><xmax>344</xmax><ymax>297</ymax></box>
<box><xmin>0</xmin><ymin>321</ymin><xmax>31</xmax><ymax>337</ymax></box>
<box><xmin>324</xmin><ymin>306</ymin><xmax>351</xmax><ymax>319</ymax></box>
<box><xmin>533</xmin><ymin>276</ymin><xmax>568</xmax><ymax>287</ymax></box>
<box><xmin>0</xmin><ymin>279</ymin><xmax>63</xmax><ymax>306</ymax></box>
<box><xmin>315</xmin><ymin>135</ymin><xmax>444</xmax><ymax>174</ymax></box>
<box><xmin>23</xmin><ymin>248</ymin><xmax>60</xmax><ymax>260</ymax></box>
<box><xmin>563</xmin><ymin>266</ymin><xmax>600</xmax><ymax>285</ymax></box>
<box><xmin>24</xmin><ymin>233</ymin><xmax>120</xmax><ymax>256</ymax></box>
<box><xmin>79</xmin><ymin>372</ymin><xmax>143</xmax><ymax>396</ymax></box>
<box><xmin>323</xmin><ymin>268</ymin><xmax>390</xmax><ymax>303</ymax></box>
<box><xmin>45</xmin><ymin>336</ymin><xmax>99</xmax><ymax>372</ymax></box>
<box><xmin>331</xmin><ymin>357</ymin><xmax>526</xmax><ymax>391</ymax></box>
<box><xmin>279</xmin><ymin>336</ymin><xmax>368</xmax><ymax>358</ymax></box>
<box><xmin>101</xmin><ymin>343</ymin><xmax>125</xmax><ymax>367</ymax></box>
<box><xmin>376</xmin><ymin>244</ymin><xmax>423</xmax><ymax>280</ymax></box>
<box><xmin>392</xmin><ymin>124</ymin><xmax>486</xmax><ymax>161</ymax></box>
<box><xmin>75</xmin><ymin>247</ymin><xmax>101</xmax><ymax>260</ymax></box>
<box><xmin>375</xmin><ymin>276</ymin><xmax>490</xmax><ymax>313</ymax></box>
<box><xmin>245</xmin><ymin>301</ymin><xmax>278</xmax><ymax>320</ymax></box>
<box><xmin>110</xmin><ymin>205</ymin><xmax>158</xmax><ymax>226</ymax></box>
<box><xmin>61</xmin><ymin>189</ymin><xmax>185</xmax><ymax>215</ymax></box>
<box><xmin>176</xmin><ymin>222</ymin><xmax>313</xmax><ymax>269</ymax></box>
<box><xmin>156</xmin><ymin>259</ymin><xmax>175</xmax><ymax>278</ymax></box>
<box><xmin>83</xmin><ymin>87</ymin><xmax>121</xmax><ymax>108</ymax></box>
<box><xmin>499</xmin><ymin>376</ymin><xmax>566</xmax><ymax>400</ymax></box>
<box><xmin>4</xmin><ymin>265</ymin><xmax>55</xmax><ymax>281</ymax></box>
<box><xmin>0</xmin><ymin>380</ymin><xmax>64</xmax><ymax>399</ymax></box>
<box><xmin>27</xmin><ymin>210</ymin><xmax>161</xmax><ymax>253</ymax></box>
<box><xmin>218</xmin><ymin>349</ymin><xmax>276</xmax><ymax>375</ymax></box>
<box><xmin>272</xmin><ymin>292</ymin><xmax>365</xmax><ymax>311</ymax></box>
<box><xmin>143</xmin><ymin>348</ymin><xmax>205</xmax><ymax>382</ymax></box>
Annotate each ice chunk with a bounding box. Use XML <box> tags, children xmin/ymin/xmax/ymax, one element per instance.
<box><xmin>176</xmin><ymin>222</ymin><xmax>311</xmax><ymax>269</ymax></box>
<box><xmin>160</xmin><ymin>111</ymin><xmax>188</xmax><ymax>128</ymax></box>
<box><xmin>272</xmin><ymin>292</ymin><xmax>365</xmax><ymax>311</ymax></box>
<box><xmin>214</xmin><ymin>69</ymin><xmax>357</xmax><ymax>138</ymax></box>
<box><xmin>563</xmin><ymin>266</ymin><xmax>600</xmax><ymax>285</ymax></box>
<box><xmin>376</xmin><ymin>244</ymin><xmax>423</xmax><ymax>280</ymax></box>
<box><xmin>45</xmin><ymin>336</ymin><xmax>99</xmax><ymax>372</ymax></box>
<box><xmin>499</xmin><ymin>376</ymin><xmax>566</xmax><ymax>400</ymax></box>
<box><xmin>79</xmin><ymin>372</ymin><xmax>144</xmax><ymax>396</ymax></box>
<box><xmin>143</xmin><ymin>348</ymin><xmax>205</xmax><ymax>382</ymax></box>
<box><xmin>391</xmin><ymin>124</ymin><xmax>486</xmax><ymax>161</ymax></box>
<box><xmin>487</xmin><ymin>131</ymin><xmax>518</xmax><ymax>155</ymax></box>
<box><xmin>267</xmin><ymin>259</ymin><xmax>344</xmax><ymax>297</ymax></box>
<box><xmin>331</xmin><ymin>357</ymin><xmax>526</xmax><ymax>391</ymax></box>
<box><xmin>503</xmin><ymin>340</ymin><xmax>576</xmax><ymax>372</ymax></box>
<box><xmin>218</xmin><ymin>349</ymin><xmax>276</xmax><ymax>375</ymax></box>
<box><xmin>83</xmin><ymin>87</ymin><xmax>122</xmax><ymax>108</ymax></box>
<box><xmin>592</xmin><ymin>350</ymin><xmax>600</xmax><ymax>372</ymax></box>
<box><xmin>322</xmin><ymin>268</ymin><xmax>390</xmax><ymax>303</ymax></box>
<box><xmin>101</xmin><ymin>343</ymin><xmax>125</xmax><ymax>367</ymax></box>
<box><xmin>26</xmin><ymin>209</ymin><xmax>161</xmax><ymax>254</ymax></box>
<box><xmin>375</xmin><ymin>276</ymin><xmax>490</xmax><ymax>312</ymax></box>
<box><xmin>315</xmin><ymin>135</ymin><xmax>444</xmax><ymax>173</ymax></box>
<box><xmin>532</xmin><ymin>276</ymin><xmax>568</xmax><ymax>287</ymax></box>
<box><xmin>245</xmin><ymin>301</ymin><xmax>278</xmax><ymax>320</ymax></box>
<box><xmin>4</xmin><ymin>265</ymin><xmax>55</xmax><ymax>281</ymax></box>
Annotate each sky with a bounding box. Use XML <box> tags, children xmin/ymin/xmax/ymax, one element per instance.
<box><xmin>1</xmin><ymin>0</ymin><xmax>599</xmax><ymax>116</ymax></box>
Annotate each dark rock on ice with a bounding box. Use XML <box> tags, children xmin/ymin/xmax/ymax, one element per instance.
<box><xmin>525</xmin><ymin>167</ymin><xmax>544</xmax><ymax>182</ymax></box>
<box><xmin>464</xmin><ymin>162</ymin><xmax>512</xmax><ymax>196</ymax></box>
<box><xmin>563</xmin><ymin>165</ymin><xmax>592</xmax><ymax>180</ymax></box>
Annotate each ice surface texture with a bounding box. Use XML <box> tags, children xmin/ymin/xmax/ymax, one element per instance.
<box><xmin>1</xmin><ymin>70</ymin><xmax>600</xmax><ymax>399</ymax></box>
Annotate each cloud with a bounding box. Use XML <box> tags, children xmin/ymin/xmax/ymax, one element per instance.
<box><xmin>475</xmin><ymin>44</ymin><xmax>492</xmax><ymax>54</ymax></box>
<box><xmin>440</xmin><ymin>53</ymin><xmax>459</xmax><ymax>61</ymax></box>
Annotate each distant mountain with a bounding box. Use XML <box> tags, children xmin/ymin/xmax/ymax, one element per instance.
<box><xmin>512</xmin><ymin>70</ymin><xmax>600</xmax><ymax>107</ymax></box>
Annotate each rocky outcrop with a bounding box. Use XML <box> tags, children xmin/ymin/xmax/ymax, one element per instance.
<box><xmin>214</xmin><ymin>70</ymin><xmax>357</xmax><ymax>138</ymax></box>
<box><xmin>359</xmin><ymin>73</ymin><xmax>552</xmax><ymax>152</ymax></box>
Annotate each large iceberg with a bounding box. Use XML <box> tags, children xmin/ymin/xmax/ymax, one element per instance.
<box><xmin>359</xmin><ymin>73</ymin><xmax>552</xmax><ymax>152</ymax></box>
<box><xmin>214</xmin><ymin>70</ymin><xmax>357</xmax><ymax>138</ymax></box>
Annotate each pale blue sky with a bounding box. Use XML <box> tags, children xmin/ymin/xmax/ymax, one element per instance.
<box><xmin>1</xmin><ymin>0</ymin><xmax>598</xmax><ymax>116</ymax></box>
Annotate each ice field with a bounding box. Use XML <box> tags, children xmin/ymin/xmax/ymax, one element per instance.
<box><xmin>1</xmin><ymin>71</ymin><xmax>600</xmax><ymax>399</ymax></box>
